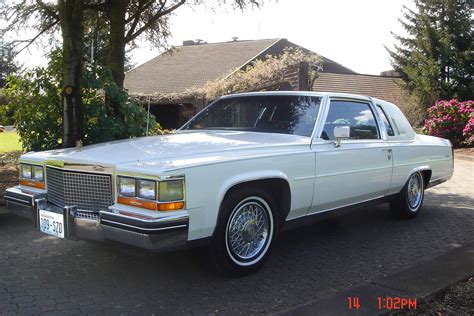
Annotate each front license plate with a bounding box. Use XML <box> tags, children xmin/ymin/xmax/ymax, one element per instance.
<box><xmin>39</xmin><ymin>210</ymin><xmax>65</xmax><ymax>238</ymax></box>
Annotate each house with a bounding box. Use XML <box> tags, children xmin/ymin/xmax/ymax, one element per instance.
<box><xmin>124</xmin><ymin>38</ymin><xmax>405</xmax><ymax>129</ymax></box>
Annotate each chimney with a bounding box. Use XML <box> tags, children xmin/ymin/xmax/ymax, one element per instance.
<box><xmin>182</xmin><ymin>39</ymin><xmax>207</xmax><ymax>46</ymax></box>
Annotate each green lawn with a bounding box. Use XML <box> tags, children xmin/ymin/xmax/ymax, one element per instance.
<box><xmin>0</xmin><ymin>131</ymin><xmax>22</xmax><ymax>153</ymax></box>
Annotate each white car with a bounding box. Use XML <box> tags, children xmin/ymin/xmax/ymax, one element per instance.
<box><xmin>5</xmin><ymin>92</ymin><xmax>453</xmax><ymax>274</ymax></box>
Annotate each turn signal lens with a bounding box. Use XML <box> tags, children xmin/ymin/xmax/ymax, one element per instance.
<box><xmin>117</xmin><ymin>196</ymin><xmax>158</xmax><ymax>211</ymax></box>
<box><xmin>19</xmin><ymin>178</ymin><xmax>45</xmax><ymax>189</ymax></box>
<box><xmin>157</xmin><ymin>202</ymin><xmax>184</xmax><ymax>211</ymax></box>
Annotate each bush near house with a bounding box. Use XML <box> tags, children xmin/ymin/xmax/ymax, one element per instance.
<box><xmin>422</xmin><ymin>99</ymin><xmax>473</xmax><ymax>147</ymax></box>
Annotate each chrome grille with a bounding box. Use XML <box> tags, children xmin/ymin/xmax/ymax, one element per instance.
<box><xmin>46</xmin><ymin>167</ymin><xmax>113</xmax><ymax>212</ymax></box>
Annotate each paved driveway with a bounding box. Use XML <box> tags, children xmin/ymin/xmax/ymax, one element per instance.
<box><xmin>0</xmin><ymin>160</ymin><xmax>473</xmax><ymax>315</ymax></box>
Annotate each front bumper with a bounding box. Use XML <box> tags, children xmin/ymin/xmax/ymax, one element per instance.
<box><xmin>4</xmin><ymin>186</ymin><xmax>189</xmax><ymax>251</ymax></box>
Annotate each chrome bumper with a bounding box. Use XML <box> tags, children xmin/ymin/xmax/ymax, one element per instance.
<box><xmin>4</xmin><ymin>186</ymin><xmax>189</xmax><ymax>252</ymax></box>
<box><xmin>4</xmin><ymin>186</ymin><xmax>45</xmax><ymax>221</ymax></box>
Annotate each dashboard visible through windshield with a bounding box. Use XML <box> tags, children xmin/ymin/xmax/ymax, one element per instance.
<box><xmin>183</xmin><ymin>95</ymin><xmax>322</xmax><ymax>137</ymax></box>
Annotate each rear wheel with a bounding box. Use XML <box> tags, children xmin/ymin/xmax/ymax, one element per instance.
<box><xmin>211</xmin><ymin>187</ymin><xmax>278</xmax><ymax>275</ymax></box>
<box><xmin>390</xmin><ymin>172</ymin><xmax>425</xmax><ymax>219</ymax></box>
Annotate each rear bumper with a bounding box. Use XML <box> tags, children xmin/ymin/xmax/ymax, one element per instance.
<box><xmin>4</xmin><ymin>186</ymin><xmax>189</xmax><ymax>252</ymax></box>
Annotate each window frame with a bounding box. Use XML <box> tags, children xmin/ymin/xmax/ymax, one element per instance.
<box><xmin>375</xmin><ymin>104</ymin><xmax>397</xmax><ymax>137</ymax></box>
<box><xmin>180</xmin><ymin>94</ymin><xmax>325</xmax><ymax>138</ymax></box>
<box><xmin>318</xmin><ymin>97</ymin><xmax>383</xmax><ymax>142</ymax></box>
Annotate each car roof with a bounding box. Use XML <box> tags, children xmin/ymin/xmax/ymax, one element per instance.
<box><xmin>220</xmin><ymin>90</ymin><xmax>372</xmax><ymax>101</ymax></box>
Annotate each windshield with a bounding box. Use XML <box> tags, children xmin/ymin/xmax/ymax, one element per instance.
<box><xmin>182</xmin><ymin>95</ymin><xmax>321</xmax><ymax>137</ymax></box>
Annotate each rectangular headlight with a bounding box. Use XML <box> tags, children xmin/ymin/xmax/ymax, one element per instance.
<box><xmin>137</xmin><ymin>179</ymin><xmax>156</xmax><ymax>200</ymax></box>
<box><xmin>20</xmin><ymin>164</ymin><xmax>32</xmax><ymax>179</ymax></box>
<box><xmin>32</xmin><ymin>165</ymin><xmax>44</xmax><ymax>182</ymax></box>
<box><xmin>118</xmin><ymin>177</ymin><xmax>136</xmax><ymax>197</ymax></box>
<box><xmin>158</xmin><ymin>179</ymin><xmax>184</xmax><ymax>202</ymax></box>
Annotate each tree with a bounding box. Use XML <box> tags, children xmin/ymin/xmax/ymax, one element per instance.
<box><xmin>58</xmin><ymin>0</ymin><xmax>84</xmax><ymax>147</ymax></box>
<box><xmin>388</xmin><ymin>0</ymin><xmax>473</xmax><ymax>107</ymax></box>
<box><xmin>0</xmin><ymin>0</ymin><xmax>262</xmax><ymax>147</ymax></box>
<box><xmin>0</xmin><ymin>41</ymin><xmax>19</xmax><ymax>88</ymax></box>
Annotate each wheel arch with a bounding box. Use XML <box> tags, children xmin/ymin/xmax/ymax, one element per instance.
<box><xmin>215</xmin><ymin>173</ymin><xmax>292</xmax><ymax>233</ymax></box>
<box><xmin>406</xmin><ymin>165</ymin><xmax>432</xmax><ymax>188</ymax></box>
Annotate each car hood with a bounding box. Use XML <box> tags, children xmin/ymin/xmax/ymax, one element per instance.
<box><xmin>21</xmin><ymin>131</ymin><xmax>310</xmax><ymax>170</ymax></box>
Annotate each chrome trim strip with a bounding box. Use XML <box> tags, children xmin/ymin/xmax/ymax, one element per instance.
<box><xmin>101</xmin><ymin>219</ymin><xmax>187</xmax><ymax>232</ymax></box>
<box><xmin>427</xmin><ymin>174</ymin><xmax>452</xmax><ymax>189</ymax></box>
<box><xmin>46</xmin><ymin>164</ymin><xmax>113</xmax><ymax>175</ymax></box>
<box><xmin>293</xmin><ymin>176</ymin><xmax>316</xmax><ymax>181</ymax></box>
<box><xmin>4</xmin><ymin>196</ymin><xmax>31</xmax><ymax>205</ymax></box>
<box><xmin>100</xmin><ymin>210</ymin><xmax>188</xmax><ymax>223</ymax></box>
<box><xmin>289</xmin><ymin>195</ymin><xmax>386</xmax><ymax>221</ymax></box>
<box><xmin>316</xmin><ymin>165</ymin><xmax>393</xmax><ymax>178</ymax></box>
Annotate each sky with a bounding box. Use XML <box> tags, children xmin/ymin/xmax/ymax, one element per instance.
<box><xmin>12</xmin><ymin>0</ymin><xmax>414</xmax><ymax>75</ymax></box>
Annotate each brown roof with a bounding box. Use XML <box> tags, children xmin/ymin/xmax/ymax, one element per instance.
<box><xmin>125</xmin><ymin>38</ymin><xmax>357</xmax><ymax>96</ymax></box>
<box><xmin>313</xmin><ymin>73</ymin><xmax>405</xmax><ymax>105</ymax></box>
<box><xmin>124</xmin><ymin>38</ymin><xmax>281</xmax><ymax>95</ymax></box>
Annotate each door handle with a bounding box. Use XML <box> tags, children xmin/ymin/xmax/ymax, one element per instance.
<box><xmin>383</xmin><ymin>149</ymin><xmax>392</xmax><ymax>160</ymax></box>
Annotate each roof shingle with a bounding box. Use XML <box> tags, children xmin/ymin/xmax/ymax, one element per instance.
<box><xmin>313</xmin><ymin>72</ymin><xmax>405</xmax><ymax>105</ymax></box>
<box><xmin>124</xmin><ymin>38</ymin><xmax>280</xmax><ymax>95</ymax></box>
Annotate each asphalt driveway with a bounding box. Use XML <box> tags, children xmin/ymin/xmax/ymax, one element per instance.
<box><xmin>0</xmin><ymin>159</ymin><xmax>473</xmax><ymax>314</ymax></box>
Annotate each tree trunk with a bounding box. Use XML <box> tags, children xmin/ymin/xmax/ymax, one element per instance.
<box><xmin>108</xmin><ymin>0</ymin><xmax>127</xmax><ymax>89</ymax></box>
<box><xmin>58</xmin><ymin>0</ymin><xmax>84</xmax><ymax>148</ymax></box>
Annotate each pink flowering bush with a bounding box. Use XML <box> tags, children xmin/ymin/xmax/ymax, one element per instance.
<box><xmin>422</xmin><ymin>99</ymin><xmax>473</xmax><ymax>147</ymax></box>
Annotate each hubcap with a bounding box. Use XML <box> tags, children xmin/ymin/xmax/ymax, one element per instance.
<box><xmin>226</xmin><ymin>200</ymin><xmax>270</xmax><ymax>261</ymax></box>
<box><xmin>407</xmin><ymin>173</ymin><xmax>423</xmax><ymax>210</ymax></box>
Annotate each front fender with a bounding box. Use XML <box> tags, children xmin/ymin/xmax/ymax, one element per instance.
<box><xmin>217</xmin><ymin>170</ymin><xmax>291</xmax><ymax>208</ymax></box>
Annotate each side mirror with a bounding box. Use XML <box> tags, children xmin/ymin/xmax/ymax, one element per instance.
<box><xmin>333</xmin><ymin>126</ymin><xmax>350</xmax><ymax>147</ymax></box>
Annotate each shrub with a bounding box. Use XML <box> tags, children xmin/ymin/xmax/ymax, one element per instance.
<box><xmin>422</xmin><ymin>99</ymin><xmax>473</xmax><ymax>147</ymax></box>
<box><xmin>4</xmin><ymin>50</ymin><xmax>159</xmax><ymax>151</ymax></box>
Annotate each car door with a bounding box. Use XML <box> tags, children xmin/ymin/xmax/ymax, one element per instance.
<box><xmin>308</xmin><ymin>97</ymin><xmax>393</xmax><ymax>214</ymax></box>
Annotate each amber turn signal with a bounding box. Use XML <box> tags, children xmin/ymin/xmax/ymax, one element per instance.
<box><xmin>117</xmin><ymin>196</ymin><xmax>184</xmax><ymax>212</ymax></box>
<box><xmin>19</xmin><ymin>178</ymin><xmax>45</xmax><ymax>189</ymax></box>
<box><xmin>117</xmin><ymin>196</ymin><xmax>158</xmax><ymax>211</ymax></box>
<box><xmin>157</xmin><ymin>202</ymin><xmax>184</xmax><ymax>211</ymax></box>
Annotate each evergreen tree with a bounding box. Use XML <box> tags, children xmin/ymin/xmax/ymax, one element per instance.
<box><xmin>0</xmin><ymin>41</ymin><xmax>18</xmax><ymax>88</ymax></box>
<box><xmin>389</xmin><ymin>0</ymin><xmax>473</xmax><ymax>107</ymax></box>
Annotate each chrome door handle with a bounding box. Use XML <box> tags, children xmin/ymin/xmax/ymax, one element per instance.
<box><xmin>383</xmin><ymin>149</ymin><xmax>393</xmax><ymax>160</ymax></box>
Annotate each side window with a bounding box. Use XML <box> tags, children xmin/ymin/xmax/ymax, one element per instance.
<box><xmin>321</xmin><ymin>100</ymin><xmax>379</xmax><ymax>140</ymax></box>
<box><xmin>376</xmin><ymin>104</ymin><xmax>395</xmax><ymax>136</ymax></box>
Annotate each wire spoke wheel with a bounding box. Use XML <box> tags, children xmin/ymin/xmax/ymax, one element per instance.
<box><xmin>407</xmin><ymin>172</ymin><xmax>423</xmax><ymax>210</ymax></box>
<box><xmin>225</xmin><ymin>197</ymin><xmax>273</xmax><ymax>265</ymax></box>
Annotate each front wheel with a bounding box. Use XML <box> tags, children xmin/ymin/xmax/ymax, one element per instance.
<box><xmin>211</xmin><ymin>187</ymin><xmax>278</xmax><ymax>275</ymax></box>
<box><xmin>390</xmin><ymin>172</ymin><xmax>425</xmax><ymax>219</ymax></box>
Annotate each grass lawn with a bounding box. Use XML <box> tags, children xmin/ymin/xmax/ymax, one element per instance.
<box><xmin>0</xmin><ymin>131</ymin><xmax>22</xmax><ymax>153</ymax></box>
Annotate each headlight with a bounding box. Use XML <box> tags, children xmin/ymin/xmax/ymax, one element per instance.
<box><xmin>118</xmin><ymin>177</ymin><xmax>136</xmax><ymax>197</ymax></box>
<box><xmin>159</xmin><ymin>179</ymin><xmax>184</xmax><ymax>202</ymax></box>
<box><xmin>32</xmin><ymin>165</ymin><xmax>44</xmax><ymax>182</ymax></box>
<box><xmin>19</xmin><ymin>163</ymin><xmax>45</xmax><ymax>189</ymax></box>
<box><xmin>137</xmin><ymin>179</ymin><xmax>156</xmax><ymax>200</ymax></box>
<box><xmin>117</xmin><ymin>175</ymin><xmax>185</xmax><ymax>211</ymax></box>
<box><xmin>20</xmin><ymin>164</ymin><xmax>32</xmax><ymax>179</ymax></box>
